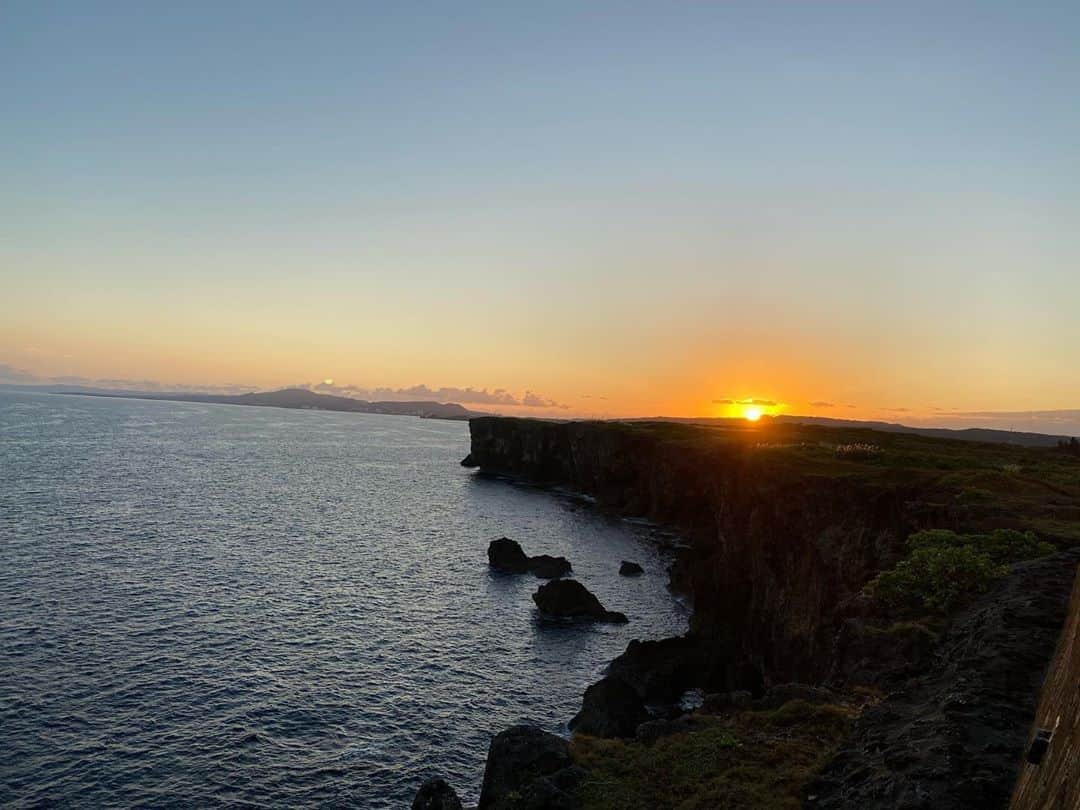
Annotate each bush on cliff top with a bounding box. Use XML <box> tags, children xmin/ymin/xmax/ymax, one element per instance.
<box><xmin>865</xmin><ymin>529</ymin><xmax>1055</xmax><ymax>614</ymax></box>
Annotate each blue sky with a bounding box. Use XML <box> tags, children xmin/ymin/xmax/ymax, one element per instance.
<box><xmin>2</xmin><ymin>2</ymin><xmax>1078</xmax><ymax>426</ymax></box>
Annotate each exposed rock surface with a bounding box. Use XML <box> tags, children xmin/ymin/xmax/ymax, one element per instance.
<box><xmin>411</xmin><ymin>777</ymin><xmax>463</xmax><ymax>810</ymax></box>
<box><xmin>619</xmin><ymin>560</ymin><xmax>644</xmax><ymax>576</ymax></box>
<box><xmin>478</xmin><ymin>725</ymin><xmax>574</xmax><ymax>809</ymax></box>
<box><xmin>606</xmin><ymin>636</ymin><xmax>741</xmax><ymax>702</ymax></box>
<box><xmin>487</xmin><ymin>537</ymin><xmax>571</xmax><ymax>579</ymax></box>
<box><xmin>809</xmin><ymin>548</ymin><xmax>1080</xmax><ymax>809</ymax></box>
<box><xmin>532</xmin><ymin>579</ymin><xmax>627</xmax><ymax>623</ymax></box>
<box><xmin>488</xmin><ymin>537</ymin><xmax>531</xmax><ymax>573</ymax></box>
<box><xmin>515</xmin><ymin>765</ymin><xmax>585</xmax><ymax>809</ymax></box>
<box><xmin>569</xmin><ymin>676</ymin><xmax>649</xmax><ymax>738</ymax></box>
<box><xmin>529</xmin><ymin>554</ymin><xmax>573</xmax><ymax>579</ymax></box>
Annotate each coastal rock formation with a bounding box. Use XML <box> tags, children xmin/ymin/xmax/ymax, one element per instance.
<box><xmin>568</xmin><ymin>676</ymin><xmax>649</xmax><ymax>738</ymax></box>
<box><xmin>532</xmin><ymin>579</ymin><xmax>627</xmax><ymax>623</ymax></box>
<box><xmin>488</xmin><ymin>537</ymin><xmax>531</xmax><ymax>573</ymax></box>
<box><xmin>619</xmin><ymin>560</ymin><xmax>644</xmax><ymax>576</ymax></box>
<box><xmin>411</xmin><ymin>777</ymin><xmax>463</xmax><ymax>810</ymax></box>
<box><xmin>460</xmin><ymin>453</ymin><xmax>478</xmax><ymax>467</ymax></box>
<box><xmin>487</xmin><ymin>538</ymin><xmax>571</xmax><ymax>579</ymax></box>
<box><xmin>809</xmin><ymin>548</ymin><xmax>1080</xmax><ymax>808</ymax></box>
<box><xmin>606</xmin><ymin>636</ymin><xmax>740</xmax><ymax>702</ymax></box>
<box><xmin>468</xmin><ymin>417</ymin><xmax>925</xmax><ymax>686</ymax></box>
<box><xmin>514</xmin><ymin>766</ymin><xmax>586</xmax><ymax>809</ymax></box>
<box><xmin>528</xmin><ymin>554</ymin><xmax>573</xmax><ymax>579</ymax></box>
<box><xmin>478</xmin><ymin>725</ymin><xmax>573</xmax><ymax>809</ymax></box>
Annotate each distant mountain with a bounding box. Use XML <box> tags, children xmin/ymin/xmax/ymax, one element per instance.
<box><xmin>3</xmin><ymin>384</ymin><xmax>483</xmax><ymax>420</ymax></box>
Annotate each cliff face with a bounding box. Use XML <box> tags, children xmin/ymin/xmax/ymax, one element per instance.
<box><xmin>468</xmin><ymin>417</ymin><xmax>951</xmax><ymax>686</ymax></box>
<box><xmin>811</xmin><ymin>548</ymin><xmax>1080</xmax><ymax>808</ymax></box>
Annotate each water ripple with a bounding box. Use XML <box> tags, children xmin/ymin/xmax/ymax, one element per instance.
<box><xmin>0</xmin><ymin>392</ymin><xmax>687</xmax><ymax>807</ymax></box>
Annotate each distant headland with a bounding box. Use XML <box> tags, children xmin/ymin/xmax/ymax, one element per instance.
<box><xmin>12</xmin><ymin>385</ymin><xmax>484</xmax><ymax>421</ymax></box>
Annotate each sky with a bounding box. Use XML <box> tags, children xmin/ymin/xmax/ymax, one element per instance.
<box><xmin>2</xmin><ymin>2</ymin><xmax>1078</xmax><ymax>431</ymax></box>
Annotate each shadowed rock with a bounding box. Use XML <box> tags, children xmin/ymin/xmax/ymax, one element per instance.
<box><xmin>533</xmin><ymin>579</ymin><xmax>627</xmax><ymax>623</ymax></box>
<box><xmin>488</xmin><ymin>537</ymin><xmax>531</xmax><ymax>574</ymax></box>
<box><xmin>412</xmin><ymin>777</ymin><xmax>462</xmax><ymax>810</ymax></box>
<box><xmin>460</xmin><ymin>453</ymin><xmax>478</xmax><ymax>468</ymax></box>
<box><xmin>607</xmin><ymin>636</ymin><xmax>739</xmax><ymax>703</ymax></box>
<box><xmin>478</xmin><ymin>725</ymin><xmax>572</xmax><ymax>809</ymax></box>
<box><xmin>487</xmin><ymin>538</ymin><xmax>572</xmax><ymax>579</ymax></box>
<box><xmin>619</xmin><ymin>560</ymin><xmax>644</xmax><ymax>576</ymax></box>
<box><xmin>517</xmin><ymin>765</ymin><xmax>586</xmax><ymax>809</ymax></box>
<box><xmin>570</xmin><ymin>676</ymin><xmax>649</xmax><ymax>738</ymax></box>
<box><xmin>529</xmin><ymin>554</ymin><xmax>572</xmax><ymax>579</ymax></box>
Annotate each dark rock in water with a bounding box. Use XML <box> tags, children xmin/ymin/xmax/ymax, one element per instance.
<box><xmin>619</xmin><ymin>560</ymin><xmax>644</xmax><ymax>576</ymax></box>
<box><xmin>532</xmin><ymin>579</ymin><xmax>627</xmax><ymax>623</ymax></box>
<box><xmin>478</xmin><ymin>725</ymin><xmax>572</xmax><ymax>809</ymax></box>
<box><xmin>412</xmin><ymin>777</ymin><xmax>463</xmax><ymax>810</ymax></box>
<box><xmin>487</xmin><ymin>538</ymin><xmax>572</xmax><ymax>578</ymax></box>
<box><xmin>488</xmin><ymin>537</ymin><xmax>531</xmax><ymax>574</ymax></box>
<box><xmin>607</xmin><ymin>635</ymin><xmax>738</xmax><ymax>702</ymax></box>
<box><xmin>754</xmin><ymin>682</ymin><xmax>837</xmax><ymax>710</ymax></box>
<box><xmin>460</xmin><ymin>453</ymin><xmax>478</xmax><ymax>467</ymax></box>
<box><xmin>570</xmin><ymin>676</ymin><xmax>649</xmax><ymax>738</ymax></box>
<box><xmin>529</xmin><ymin>554</ymin><xmax>572</xmax><ymax>579</ymax></box>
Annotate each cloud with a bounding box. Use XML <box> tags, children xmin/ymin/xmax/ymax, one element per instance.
<box><xmin>810</xmin><ymin>400</ymin><xmax>835</xmax><ymax>408</ymax></box>
<box><xmin>0</xmin><ymin>363</ymin><xmax>39</xmax><ymax>383</ymax></box>
<box><xmin>522</xmin><ymin>390</ymin><xmax>569</xmax><ymax>409</ymax></box>
<box><xmin>885</xmin><ymin>407</ymin><xmax>911</xmax><ymax>413</ymax></box>
<box><xmin>305</xmin><ymin>381</ymin><xmax>568</xmax><ymax>409</ymax></box>
<box><xmin>713</xmin><ymin>398</ymin><xmax>778</xmax><ymax>407</ymax></box>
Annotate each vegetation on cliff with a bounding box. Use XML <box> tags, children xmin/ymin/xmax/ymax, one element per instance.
<box><xmin>865</xmin><ymin>528</ymin><xmax>1056</xmax><ymax>614</ymax></box>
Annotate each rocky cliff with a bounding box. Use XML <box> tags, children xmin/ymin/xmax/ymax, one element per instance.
<box><xmin>468</xmin><ymin>417</ymin><xmax>952</xmax><ymax>687</ymax></box>
<box><xmin>465</xmin><ymin>416</ymin><xmax>1080</xmax><ymax>806</ymax></box>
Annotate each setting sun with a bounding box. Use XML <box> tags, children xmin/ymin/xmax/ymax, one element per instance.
<box><xmin>744</xmin><ymin>406</ymin><xmax>762</xmax><ymax>422</ymax></box>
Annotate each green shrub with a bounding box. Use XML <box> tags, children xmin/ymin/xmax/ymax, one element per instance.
<box><xmin>865</xmin><ymin>529</ymin><xmax>1054</xmax><ymax>614</ymax></box>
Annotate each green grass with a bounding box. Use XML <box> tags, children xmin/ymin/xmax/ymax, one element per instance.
<box><xmin>571</xmin><ymin>701</ymin><xmax>854</xmax><ymax>810</ymax></box>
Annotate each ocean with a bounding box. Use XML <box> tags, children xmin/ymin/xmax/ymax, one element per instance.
<box><xmin>0</xmin><ymin>392</ymin><xmax>687</xmax><ymax>807</ymax></box>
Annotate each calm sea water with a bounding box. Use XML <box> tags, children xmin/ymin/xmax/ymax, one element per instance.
<box><xmin>0</xmin><ymin>392</ymin><xmax>687</xmax><ymax>807</ymax></box>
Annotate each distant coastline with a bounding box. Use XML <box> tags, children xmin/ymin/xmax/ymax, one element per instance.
<box><xmin>1</xmin><ymin>385</ymin><xmax>483</xmax><ymax>421</ymax></box>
